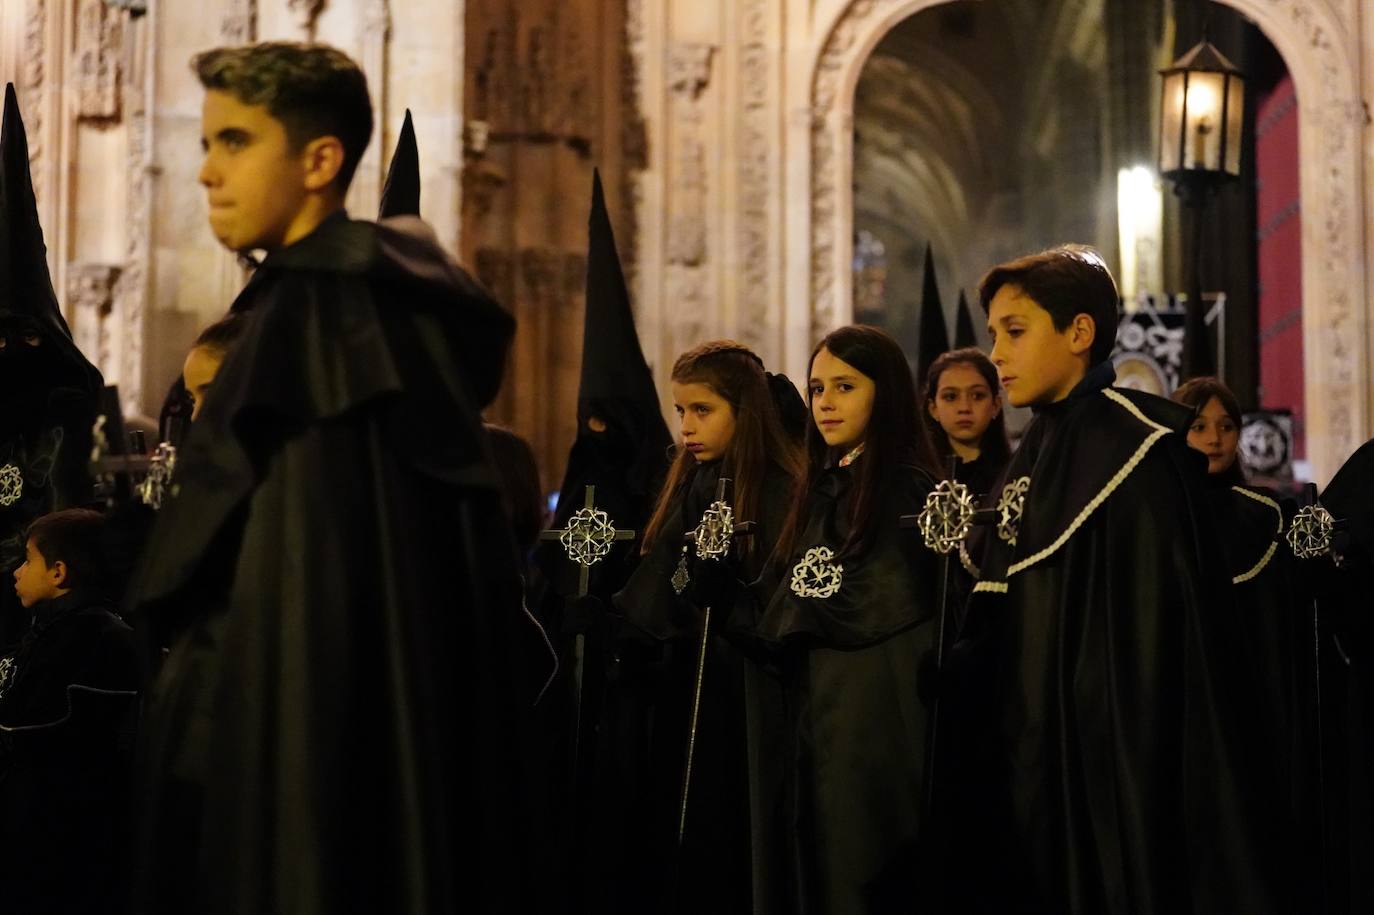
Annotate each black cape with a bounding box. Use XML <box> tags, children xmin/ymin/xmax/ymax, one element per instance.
<box><xmin>942</xmin><ymin>364</ymin><xmax>1286</xmax><ymax>914</ymax></box>
<box><xmin>750</xmin><ymin>458</ymin><xmax>942</xmax><ymax>914</ymax></box>
<box><xmin>614</xmin><ymin>460</ymin><xmax>793</xmax><ymax>914</ymax></box>
<box><xmin>0</xmin><ymin>589</ymin><xmax>139</xmax><ymax>912</ymax></box>
<box><xmin>128</xmin><ymin>212</ymin><xmax>554</xmax><ymax>914</ymax></box>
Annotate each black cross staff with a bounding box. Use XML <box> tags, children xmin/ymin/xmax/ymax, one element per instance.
<box><xmin>899</xmin><ymin>459</ymin><xmax>994</xmax><ymax>820</ymax></box>
<box><xmin>539</xmin><ymin>484</ymin><xmax>637</xmax><ymax>783</ymax></box>
<box><xmin>677</xmin><ymin>476</ymin><xmax>754</xmax><ymax>849</ymax></box>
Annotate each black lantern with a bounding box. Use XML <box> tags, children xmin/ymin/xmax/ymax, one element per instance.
<box><xmin>1158</xmin><ymin>35</ymin><xmax>1246</xmax><ymax>378</ymax></box>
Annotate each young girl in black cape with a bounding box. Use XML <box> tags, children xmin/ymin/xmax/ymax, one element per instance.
<box><xmin>923</xmin><ymin>347</ymin><xmax>1011</xmax><ymax>501</ymax></box>
<box><xmin>614</xmin><ymin>340</ymin><xmax>805</xmax><ymax>913</ymax></box>
<box><xmin>751</xmin><ymin>324</ymin><xmax>944</xmax><ymax>914</ymax></box>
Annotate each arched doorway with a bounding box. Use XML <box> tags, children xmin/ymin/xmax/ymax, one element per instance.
<box><xmin>800</xmin><ymin>0</ymin><xmax>1368</xmax><ymax>482</ymax></box>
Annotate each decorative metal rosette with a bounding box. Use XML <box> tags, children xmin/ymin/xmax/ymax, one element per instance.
<box><xmin>0</xmin><ymin>464</ymin><xmax>22</xmax><ymax>507</ymax></box>
<box><xmin>916</xmin><ymin>479</ymin><xmax>975</xmax><ymax>554</ymax></box>
<box><xmin>559</xmin><ymin>506</ymin><xmax>619</xmax><ymax>567</ymax></box>
<box><xmin>671</xmin><ymin>548</ymin><xmax>691</xmax><ymax>595</ymax></box>
<box><xmin>693</xmin><ymin>500</ymin><xmax>736</xmax><ymax>561</ymax></box>
<box><xmin>138</xmin><ymin>443</ymin><xmax>179</xmax><ymax>511</ymax></box>
<box><xmin>996</xmin><ymin>476</ymin><xmax>1031</xmax><ymax>546</ymax></box>
<box><xmin>1286</xmin><ymin>504</ymin><xmax>1335</xmax><ymax>560</ymax></box>
<box><xmin>790</xmin><ymin>546</ymin><xmax>844</xmax><ymax>599</ymax></box>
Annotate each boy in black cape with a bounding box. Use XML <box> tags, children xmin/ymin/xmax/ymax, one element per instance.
<box><xmin>129</xmin><ymin>43</ymin><xmax>552</xmax><ymax>913</ymax></box>
<box><xmin>0</xmin><ymin>84</ymin><xmax>104</xmax><ymax>646</ymax></box>
<box><xmin>942</xmin><ymin>245</ymin><xmax>1284</xmax><ymax>913</ymax></box>
<box><xmin>0</xmin><ymin>508</ymin><xmax>140</xmax><ymax>911</ymax></box>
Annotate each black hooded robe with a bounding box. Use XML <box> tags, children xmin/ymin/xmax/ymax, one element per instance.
<box><xmin>128</xmin><ymin>213</ymin><xmax>554</xmax><ymax>914</ymax></box>
<box><xmin>941</xmin><ymin>364</ymin><xmax>1286</xmax><ymax>914</ymax></box>
<box><xmin>0</xmin><ymin>84</ymin><xmax>103</xmax><ymax>646</ymax></box>
<box><xmin>750</xmin><ymin>459</ymin><xmax>942</xmax><ymax>914</ymax></box>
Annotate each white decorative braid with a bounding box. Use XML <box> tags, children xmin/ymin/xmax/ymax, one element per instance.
<box><xmin>1005</xmin><ymin>390</ymin><xmax>1170</xmax><ymax>578</ymax></box>
<box><xmin>958</xmin><ymin>538</ymin><xmax>980</xmax><ymax>577</ymax></box>
<box><xmin>1230</xmin><ymin>485</ymin><xmax>1285</xmax><ymax>585</ymax></box>
<box><xmin>973</xmin><ymin>580</ymin><xmax>1008</xmax><ymax>594</ymax></box>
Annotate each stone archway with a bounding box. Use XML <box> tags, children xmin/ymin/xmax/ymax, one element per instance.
<box><xmin>801</xmin><ymin>0</ymin><xmax>1368</xmax><ymax>482</ymax></box>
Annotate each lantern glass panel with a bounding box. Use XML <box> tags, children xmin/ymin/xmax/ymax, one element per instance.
<box><xmin>1182</xmin><ymin>70</ymin><xmax>1226</xmax><ymax>170</ymax></box>
<box><xmin>1159</xmin><ymin>69</ymin><xmax>1187</xmax><ymax>173</ymax></box>
<box><xmin>1223</xmin><ymin>76</ymin><xmax>1245</xmax><ymax>176</ymax></box>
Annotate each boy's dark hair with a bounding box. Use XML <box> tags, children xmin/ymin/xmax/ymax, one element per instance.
<box><xmin>25</xmin><ymin>508</ymin><xmax>107</xmax><ymax>593</ymax></box>
<box><xmin>978</xmin><ymin>244</ymin><xmax>1120</xmax><ymax>365</ymax></box>
<box><xmin>193</xmin><ymin>311</ymin><xmax>247</xmax><ymax>355</ymax></box>
<box><xmin>192</xmin><ymin>42</ymin><xmax>373</xmax><ymax>192</ymax></box>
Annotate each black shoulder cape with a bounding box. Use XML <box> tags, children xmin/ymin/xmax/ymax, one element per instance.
<box><xmin>129</xmin><ymin>213</ymin><xmax>554</xmax><ymax>915</ymax></box>
<box><xmin>942</xmin><ymin>365</ymin><xmax>1287</xmax><ymax>914</ymax></box>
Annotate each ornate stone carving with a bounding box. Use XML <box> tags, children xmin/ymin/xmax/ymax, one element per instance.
<box><xmin>76</xmin><ymin>0</ymin><xmax>122</xmax><ymax>120</ymax></box>
<box><xmin>737</xmin><ymin>0</ymin><xmax>772</xmax><ymax>347</ymax></box>
<box><xmin>67</xmin><ymin>263</ymin><xmax>121</xmax><ymax>372</ymax></box>
<box><xmin>668</xmin><ymin>43</ymin><xmax>715</xmax><ymax>101</ymax></box>
<box><xmin>113</xmin><ymin>22</ymin><xmax>152</xmax><ymax>413</ymax></box>
<box><xmin>221</xmin><ymin>0</ymin><xmax>258</xmax><ymax>42</ymax></box>
<box><xmin>287</xmin><ymin>0</ymin><xmax>326</xmax><ymax>36</ymax></box>
<box><xmin>22</xmin><ymin>0</ymin><xmax>47</xmax><ymax>202</ymax></box>
<box><xmin>667</xmin><ymin>138</ymin><xmax>707</xmax><ymax>266</ymax></box>
<box><xmin>474</xmin><ymin>248</ymin><xmax>516</xmax><ymax>307</ymax></box>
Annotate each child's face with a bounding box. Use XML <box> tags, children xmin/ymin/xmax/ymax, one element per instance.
<box><xmin>809</xmin><ymin>346</ymin><xmax>876</xmax><ymax>452</ymax></box>
<box><xmin>182</xmin><ymin>344</ymin><xmax>226</xmax><ymax>422</ymax></box>
<box><xmin>928</xmin><ymin>363</ymin><xmax>1001</xmax><ymax>449</ymax></box>
<box><xmin>12</xmin><ymin>539</ymin><xmax>66</xmax><ymax>609</ymax></box>
<box><xmin>672</xmin><ymin>381</ymin><xmax>737</xmax><ymax>463</ymax></box>
<box><xmin>1187</xmin><ymin>395</ymin><xmax>1240</xmax><ymax>475</ymax></box>
<box><xmin>987</xmin><ymin>284</ymin><xmax>1093</xmax><ymax>408</ymax></box>
<box><xmin>199</xmin><ymin>89</ymin><xmax>314</xmax><ymax>253</ymax></box>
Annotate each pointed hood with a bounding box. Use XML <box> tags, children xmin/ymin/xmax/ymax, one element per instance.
<box><xmin>953</xmin><ymin>288</ymin><xmax>978</xmax><ymax>349</ymax></box>
<box><xmin>915</xmin><ymin>244</ymin><xmax>950</xmax><ymax>385</ymax></box>
<box><xmin>0</xmin><ymin>83</ymin><xmax>101</xmax><ymax>401</ymax></box>
<box><xmin>377</xmin><ymin>109</ymin><xmax>420</xmax><ymax>219</ymax></box>
<box><xmin>552</xmin><ymin>169</ymin><xmax>670</xmax><ymax>523</ymax></box>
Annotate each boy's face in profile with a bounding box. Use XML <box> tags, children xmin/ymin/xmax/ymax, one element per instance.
<box><xmin>987</xmin><ymin>284</ymin><xmax>1093</xmax><ymax>408</ymax></box>
<box><xmin>199</xmin><ymin>90</ymin><xmax>311</xmax><ymax>253</ymax></box>
<box><xmin>12</xmin><ymin>539</ymin><xmax>66</xmax><ymax>609</ymax></box>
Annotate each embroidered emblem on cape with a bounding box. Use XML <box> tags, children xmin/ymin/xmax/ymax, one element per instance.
<box><xmin>671</xmin><ymin>546</ymin><xmax>691</xmax><ymax>595</ymax></box>
<box><xmin>790</xmin><ymin>546</ymin><xmax>843</xmax><ymax>599</ymax></box>
<box><xmin>0</xmin><ymin>464</ymin><xmax>22</xmax><ymax>507</ymax></box>
<box><xmin>559</xmin><ymin>506</ymin><xmax>619</xmax><ymax>567</ymax></box>
<box><xmin>0</xmin><ymin>654</ymin><xmax>14</xmax><ymax>699</ymax></box>
<box><xmin>693</xmin><ymin>500</ymin><xmax>736</xmax><ymax>560</ymax></box>
<box><xmin>1287</xmin><ymin>504</ymin><xmax>1335</xmax><ymax>560</ymax></box>
<box><xmin>138</xmin><ymin>442</ymin><xmax>179</xmax><ymax>510</ymax></box>
<box><xmin>916</xmin><ymin>479</ymin><xmax>975</xmax><ymax>554</ymax></box>
<box><xmin>996</xmin><ymin>476</ymin><xmax>1031</xmax><ymax>546</ymax></box>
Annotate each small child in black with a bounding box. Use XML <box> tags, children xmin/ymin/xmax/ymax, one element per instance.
<box><xmin>0</xmin><ymin>508</ymin><xmax>140</xmax><ymax>912</ymax></box>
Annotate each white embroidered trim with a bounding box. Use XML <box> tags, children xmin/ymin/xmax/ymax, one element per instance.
<box><xmin>973</xmin><ymin>580</ymin><xmax>1008</xmax><ymax>594</ymax></box>
<box><xmin>1230</xmin><ymin>485</ymin><xmax>1284</xmax><ymax>585</ymax></box>
<box><xmin>1005</xmin><ymin>390</ymin><xmax>1170</xmax><ymax>578</ymax></box>
<box><xmin>958</xmin><ymin>538</ymin><xmax>980</xmax><ymax>577</ymax></box>
<box><xmin>790</xmin><ymin>546</ymin><xmax>844</xmax><ymax>598</ymax></box>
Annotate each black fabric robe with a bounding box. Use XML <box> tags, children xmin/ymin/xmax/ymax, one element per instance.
<box><xmin>612</xmin><ymin>460</ymin><xmax>792</xmax><ymax>914</ymax></box>
<box><xmin>941</xmin><ymin>363</ymin><xmax>1286</xmax><ymax>914</ymax></box>
<box><xmin>0</xmin><ymin>589</ymin><xmax>140</xmax><ymax>912</ymax></box>
<box><xmin>749</xmin><ymin>459</ymin><xmax>942</xmax><ymax>915</ymax></box>
<box><xmin>952</xmin><ymin>450</ymin><xmax>1007</xmax><ymax>504</ymax></box>
<box><xmin>128</xmin><ymin>213</ymin><xmax>555</xmax><ymax>914</ymax></box>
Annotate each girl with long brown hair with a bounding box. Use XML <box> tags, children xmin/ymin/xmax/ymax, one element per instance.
<box><xmin>755</xmin><ymin>324</ymin><xmax>946</xmax><ymax>913</ymax></box>
<box><xmin>614</xmin><ymin>339</ymin><xmax>805</xmax><ymax>912</ymax></box>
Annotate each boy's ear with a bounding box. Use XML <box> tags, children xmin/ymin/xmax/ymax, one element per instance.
<box><xmin>1066</xmin><ymin>313</ymin><xmax>1096</xmax><ymax>357</ymax></box>
<box><xmin>300</xmin><ymin>135</ymin><xmax>347</xmax><ymax>193</ymax></box>
<box><xmin>47</xmin><ymin>559</ymin><xmax>68</xmax><ymax>588</ymax></box>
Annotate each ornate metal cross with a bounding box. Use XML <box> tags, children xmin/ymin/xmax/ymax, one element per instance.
<box><xmin>539</xmin><ymin>484</ymin><xmax>637</xmax><ymax>597</ymax></box>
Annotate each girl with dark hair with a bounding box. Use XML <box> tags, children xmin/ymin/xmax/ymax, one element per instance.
<box><xmin>923</xmin><ymin>347</ymin><xmax>1011</xmax><ymax>498</ymax></box>
<box><xmin>754</xmin><ymin>324</ymin><xmax>944</xmax><ymax>913</ymax></box>
<box><xmin>1173</xmin><ymin>376</ymin><xmax>1318</xmax><ymax>893</ymax></box>
<box><xmin>614</xmin><ymin>340</ymin><xmax>805</xmax><ymax>912</ymax></box>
